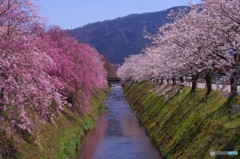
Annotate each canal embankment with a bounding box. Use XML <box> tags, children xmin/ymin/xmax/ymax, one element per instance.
<box><xmin>123</xmin><ymin>83</ymin><xmax>240</xmax><ymax>158</ymax></box>
<box><xmin>0</xmin><ymin>89</ymin><xmax>108</xmax><ymax>159</ymax></box>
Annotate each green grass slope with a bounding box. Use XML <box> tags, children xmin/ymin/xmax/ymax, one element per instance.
<box><xmin>0</xmin><ymin>89</ymin><xmax>108</xmax><ymax>159</ymax></box>
<box><xmin>123</xmin><ymin>83</ymin><xmax>240</xmax><ymax>159</ymax></box>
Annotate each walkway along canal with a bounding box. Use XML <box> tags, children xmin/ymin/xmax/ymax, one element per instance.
<box><xmin>78</xmin><ymin>83</ymin><xmax>161</xmax><ymax>159</ymax></box>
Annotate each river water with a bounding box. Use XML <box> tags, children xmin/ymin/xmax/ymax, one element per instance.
<box><xmin>78</xmin><ymin>83</ymin><xmax>161</xmax><ymax>159</ymax></box>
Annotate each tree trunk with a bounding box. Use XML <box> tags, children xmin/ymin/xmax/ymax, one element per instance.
<box><xmin>172</xmin><ymin>77</ymin><xmax>176</xmax><ymax>85</ymax></box>
<box><xmin>191</xmin><ymin>74</ymin><xmax>199</xmax><ymax>92</ymax></box>
<box><xmin>0</xmin><ymin>87</ymin><xmax>3</xmax><ymax>106</ymax></box>
<box><xmin>230</xmin><ymin>72</ymin><xmax>237</xmax><ymax>95</ymax></box>
<box><xmin>160</xmin><ymin>77</ymin><xmax>164</xmax><ymax>85</ymax></box>
<box><xmin>216</xmin><ymin>75</ymin><xmax>219</xmax><ymax>91</ymax></box>
<box><xmin>180</xmin><ymin>76</ymin><xmax>184</xmax><ymax>89</ymax></box>
<box><xmin>180</xmin><ymin>76</ymin><xmax>184</xmax><ymax>83</ymax></box>
<box><xmin>167</xmin><ymin>79</ymin><xmax>169</xmax><ymax>83</ymax></box>
<box><xmin>206</xmin><ymin>72</ymin><xmax>212</xmax><ymax>95</ymax></box>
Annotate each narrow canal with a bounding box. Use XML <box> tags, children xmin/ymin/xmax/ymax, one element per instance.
<box><xmin>78</xmin><ymin>83</ymin><xmax>161</xmax><ymax>159</ymax></box>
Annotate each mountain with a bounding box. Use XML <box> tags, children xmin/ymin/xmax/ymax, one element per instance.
<box><xmin>69</xmin><ymin>6</ymin><xmax>189</xmax><ymax>64</ymax></box>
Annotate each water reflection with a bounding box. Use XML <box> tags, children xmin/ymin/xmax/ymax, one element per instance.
<box><xmin>78</xmin><ymin>114</ymin><xmax>108</xmax><ymax>159</ymax></box>
<box><xmin>78</xmin><ymin>83</ymin><xmax>161</xmax><ymax>159</ymax></box>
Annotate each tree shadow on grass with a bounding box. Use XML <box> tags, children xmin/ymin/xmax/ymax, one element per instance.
<box><xmin>218</xmin><ymin>133</ymin><xmax>240</xmax><ymax>159</ymax></box>
<box><xmin>0</xmin><ymin>131</ymin><xmax>19</xmax><ymax>159</ymax></box>
<box><xmin>219</xmin><ymin>94</ymin><xmax>236</xmax><ymax>119</ymax></box>
<box><xmin>156</xmin><ymin>90</ymin><xmax>213</xmax><ymax>154</ymax></box>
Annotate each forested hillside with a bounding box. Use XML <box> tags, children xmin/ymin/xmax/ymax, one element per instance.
<box><xmin>69</xmin><ymin>6</ymin><xmax>189</xmax><ymax>64</ymax></box>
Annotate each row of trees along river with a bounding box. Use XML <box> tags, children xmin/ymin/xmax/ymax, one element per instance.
<box><xmin>0</xmin><ymin>0</ymin><xmax>107</xmax><ymax>137</ymax></box>
<box><xmin>118</xmin><ymin>0</ymin><xmax>240</xmax><ymax>95</ymax></box>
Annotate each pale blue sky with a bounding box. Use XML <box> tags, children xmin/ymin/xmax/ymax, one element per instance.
<box><xmin>35</xmin><ymin>0</ymin><xmax>202</xmax><ymax>29</ymax></box>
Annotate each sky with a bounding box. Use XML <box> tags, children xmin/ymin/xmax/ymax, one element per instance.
<box><xmin>35</xmin><ymin>0</ymin><xmax>202</xmax><ymax>30</ymax></box>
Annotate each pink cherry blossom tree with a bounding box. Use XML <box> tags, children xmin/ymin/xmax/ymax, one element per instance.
<box><xmin>0</xmin><ymin>0</ymin><xmax>107</xmax><ymax>132</ymax></box>
<box><xmin>0</xmin><ymin>0</ymin><xmax>63</xmax><ymax>131</ymax></box>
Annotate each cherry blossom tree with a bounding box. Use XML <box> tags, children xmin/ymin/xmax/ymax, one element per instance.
<box><xmin>0</xmin><ymin>0</ymin><xmax>107</xmax><ymax>132</ymax></box>
<box><xmin>118</xmin><ymin>0</ymin><xmax>240</xmax><ymax>95</ymax></box>
<box><xmin>0</xmin><ymin>0</ymin><xmax>63</xmax><ymax>131</ymax></box>
<box><xmin>36</xmin><ymin>26</ymin><xmax>107</xmax><ymax>107</ymax></box>
<box><xmin>201</xmin><ymin>0</ymin><xmax>240</xmax><ymax>94</ymax></box>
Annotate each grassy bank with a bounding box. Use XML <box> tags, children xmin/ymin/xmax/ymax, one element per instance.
<box><xmin>123</xmin><ymin>83</ymin><xmax>240</xmax><ymax>159</ymax></box>
<box><xmin>0</xmin><ymin>89</ymin><xmax>108</xmax><ymax>159</ymax></box>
